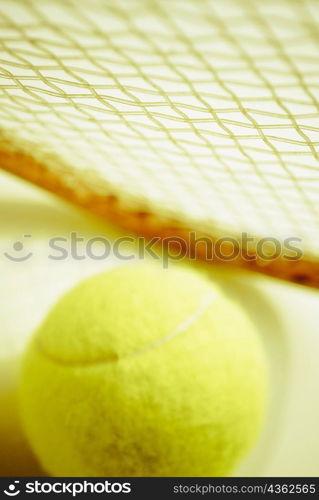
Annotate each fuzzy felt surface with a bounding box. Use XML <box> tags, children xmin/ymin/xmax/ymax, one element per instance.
<box><xmin>19</xmin><ymin>263</ymin><xmax>268</xmax><ymax>476</ymax></box>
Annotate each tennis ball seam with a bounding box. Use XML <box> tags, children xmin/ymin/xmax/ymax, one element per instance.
<box><xmin>33</xmin><ymin>292</ymin><xmax>217</xmax><ymax>368</ymax></box>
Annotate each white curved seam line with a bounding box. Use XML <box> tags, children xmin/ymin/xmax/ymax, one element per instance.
<box><xmin>35</xmin><ymin>292</ymin><xmax>216</xmax><ymax>366</ymax></box>
<box><xmin>130</xmin><ymin>292</ymin><xmax>216</xmax><ymax>358</ymax></box>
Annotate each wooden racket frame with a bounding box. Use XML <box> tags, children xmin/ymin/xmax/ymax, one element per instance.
<box><xmin>1</xmin><ymin>143</ymin><xmax>318</xmax><ymax>288</ymax></box>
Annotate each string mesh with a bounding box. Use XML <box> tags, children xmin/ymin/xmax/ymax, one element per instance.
<box><xmin>0</xmin><ymin>0</ymin><xmax>319</xmax><ymax>255</ymax></box>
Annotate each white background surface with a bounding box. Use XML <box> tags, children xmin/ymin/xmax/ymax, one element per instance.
<box><xmin>0</xmin><ymin>170</ymin><xmax>318</xmax><ymax>476</ymax></box>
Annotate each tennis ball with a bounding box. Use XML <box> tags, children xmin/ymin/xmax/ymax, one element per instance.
<box><xmin>19</xmin><ymin>263</ymin><xmax>268</xmax><ymax>477</ymax></box>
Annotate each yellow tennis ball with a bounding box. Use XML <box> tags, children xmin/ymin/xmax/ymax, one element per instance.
<box><xmin>19</xmin><ymin>263</ymin><xmax>268</xmax><ymax>477</ymax></box>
